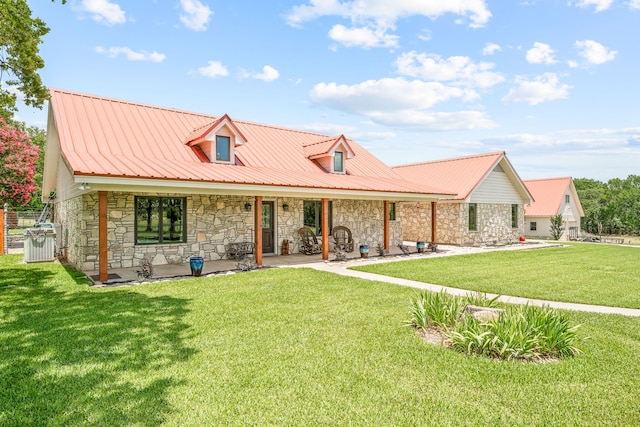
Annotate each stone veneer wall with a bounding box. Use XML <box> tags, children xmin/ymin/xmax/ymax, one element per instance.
<box><xmin>461</xmin><ymin>203</ymin><xmax>524</xmax><ymax>246</ymax></box>
<box><xmin>54</xmin><ymin>194</ymin><xmax>83</xmax><ymax>268</ymax></box>
<box><xmin>401</xmin><ymin>202</ymin><xmax>461</xmax><ymax>245</ymax></box>
<box><xmin>402</xmin><ymin>202</ymin><xmax>525</xmax><ymax>246</ymax></box>
<box><xmin>56</xmin><ymin>192</ymin><xmax>402</xmax><ymax>270</ymax></box>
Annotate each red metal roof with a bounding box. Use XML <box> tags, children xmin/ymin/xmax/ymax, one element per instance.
<box><xmin>48</xmin><ymin>89</ymin><xmax>453</xmax><ymax>198</ymax></box>
<box><xmin>523</xmin><ymin>177</ymin><xmax>573</xmax><ymax>216</ymax></box>
<box><xmin>393</xmin><ymin>152</ymin><xmax>508</xmax><ymax>200</ymax></box>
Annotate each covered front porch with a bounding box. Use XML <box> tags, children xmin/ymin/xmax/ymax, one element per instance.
<box><xmin>85</xmin><ymin>243</ymin><xmax>426</xmax><ymax>286</ymax></box>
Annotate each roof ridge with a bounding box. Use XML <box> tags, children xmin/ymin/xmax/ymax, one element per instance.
<box><xmin>523</xmin><ymin>176</ymin><xmax>572</xmax><ymax>183</ymax></box>
<box><xmin>392</xmin><ymin>151</ymin><xmax>505</xmax><ymax>169</ymax></box>
<box><xmin>50</xmin><ymin>88</ymin><xmax>216</xmax><ymax>119</ymax></box>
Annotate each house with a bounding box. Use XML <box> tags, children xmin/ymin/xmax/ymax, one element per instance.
<box><xmin>42</xmin><ymin>89</ymin><xmax>453</xmax><ymax>281</ymax></box>
<box><xmin>523</xmin><ymin>177</ymin><xmax>584</xmax><ymax>240</ymax></box>
<box><xmin>393</xmin><ymin>152</ymin><xmax>534</xmax><ymax>246</ymax></box>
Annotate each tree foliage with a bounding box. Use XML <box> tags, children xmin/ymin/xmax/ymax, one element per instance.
<box><xmin>0</xmin><ymin>0</ymin><xmax>65</xmax><ymax>121</ymax></box>
<box><xmin>0</xmin><ymin>117</ymin><xmax>40</xmax><ymax>206</ymax></box>
<box><xmin>574</xmin><ymin>175</ymin><xmax>640</xmax><ymax>236</ymax></box>
<box><xmin>549</xmin><ymin>214</ymin><xmax>564</xmax><ymax>240</ymax></box>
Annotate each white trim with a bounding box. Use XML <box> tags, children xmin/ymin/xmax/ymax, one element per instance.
<box><xmin>73</xmin><ymin>176</ymin><xmax>452</xmax><ymax>202</ymax></box>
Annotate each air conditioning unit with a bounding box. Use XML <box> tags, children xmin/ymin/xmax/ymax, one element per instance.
<box><xmin>24</xmin><ymin>228</ymin><xmax>56</xmax><ymax>263</ymax></box>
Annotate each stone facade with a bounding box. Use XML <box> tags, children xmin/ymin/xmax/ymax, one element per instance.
<box><xmin>402</xmin><ymin>202</ymin><xmax>524</xmax><ymax>246</ymax></box>
<box><xmin>54</xmin><ymin>191</ymin><xmax>402</xmax><ymax>270</ymax></box>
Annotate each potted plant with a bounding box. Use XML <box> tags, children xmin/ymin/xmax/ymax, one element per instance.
<box><xmin>416</xmin><ymin>241</ymin><xmax>426</xmax><ymax>253</ymax></box>
<box><xmin>359</xmin><ymin>244</ymin><xmax>369</xmax><ymax>258</ymax></box>
<box><xmin>189</xmin><ymin>256</ymin><xmax>204</xmax><ymax>277</ymax></box>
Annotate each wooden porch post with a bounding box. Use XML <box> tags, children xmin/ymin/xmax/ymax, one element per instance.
<box><xmin>383</xmin><ymin>200</ymin><xmax>390</xmax><ymax>253</ymax></box>
<box><xmin>99</xmin><ymin>191</ymin><xmax>108</xmax><ymax>282</ymax></box>
<box><xmin>431</xmin><ymin>201</ymin><xmax>437</xmax><ymax>243</ymax></box>
<box><xmin>254</xmin><ymin>196</ymin><xmax>263</xmax><ymax>266</ymax></box>
<box><xmin>321</xmin><ymin>198</ymin><xmax>329</xmax><ymax>260</ymax></box>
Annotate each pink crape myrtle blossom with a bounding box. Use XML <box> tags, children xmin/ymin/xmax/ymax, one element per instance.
<box><xmin>0</xmin><ymin>118</ymin><xmax>40</xmax><ymax>206</ymax></box>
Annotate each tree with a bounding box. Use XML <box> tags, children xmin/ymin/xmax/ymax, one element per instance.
<box><xmin>550</xmin><ymin>214</ymin><xmax>564</xmax><ymax>240</ymax></box>
<box><xmin>0</xmin><ymin>0</ymin><xmax>66</xmax><ymax>121</ymax></box>
<box><xmin>0</xmin><ymin>117</ymin><xmax>40</xmax><ymax>206</ymax></box>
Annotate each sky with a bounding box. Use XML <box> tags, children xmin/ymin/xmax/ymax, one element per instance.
<box><xmin>16</xmin><ymin>0</ymin><xmax>640</xmax><ymax>181</ymax></box>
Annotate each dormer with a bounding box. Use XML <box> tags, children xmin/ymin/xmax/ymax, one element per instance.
<box><xmin>185</xmin><ymin>114</ymin><xmax>247</xmax><ymax>164</ymax></box>
<box><xmin>303</xmin><ymin>135</ymin><xmax>355</xmax><ymax>174</ymax></box>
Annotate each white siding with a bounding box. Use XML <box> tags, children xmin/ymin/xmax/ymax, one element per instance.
<box><xmin>470</xmin><ymin>170</ymin><xmax>523</xmax><ymax>204</ymax></box>
<box><xmin>525</xmin><ymin>216</ymin><xmax>552</xmax><ymax>238</ymax></box>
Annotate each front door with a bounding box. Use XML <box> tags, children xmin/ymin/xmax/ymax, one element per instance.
<box><xmin>262</xmin><ymin>201</ymin><xmax>274</xmax><ymax>254</ymax></box>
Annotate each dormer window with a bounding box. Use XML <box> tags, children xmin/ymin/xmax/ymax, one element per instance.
<box><xmin>334</xmin><ymin>151</ymin><xmax>344</xmax><ymax>172</ymax></box>
<box><xmin>216</xmin><ymin>136</ymin><xmax>231</xmax><ymax>162</ymax></box>
<box><xmin>303</xmin><ymin>135</ymin><xmax>354</xmax><ymax>175</ymax></box>
<box><xmin>184</xmin><ymin>114</ymin><xmax>248</xmax><ymax>164</ymax></box>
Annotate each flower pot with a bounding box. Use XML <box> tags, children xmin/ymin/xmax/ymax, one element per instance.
<box><xmin>190</xmin><ymin>256</ymin><xmax>204</xmax><ymax>277</ymax></box>
<box><xmin>416</xmin><ymin>241</ymin><xmax>425</xmax><ymax>253</ymax></box>
<box><xmin>359</xmin><ymin>245</ymin><xmax>369</xmax><ymax>258</ymax></box>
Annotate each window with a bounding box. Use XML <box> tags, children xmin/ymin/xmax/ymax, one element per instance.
<box><xmin>530</xmin><ymin>221</ymin><xmax>537</xmax><ymax>231</ymax></box>
<box><xmin>468</xmin><ymin>203</ymin><xmax>477</xmax><ymax>231</ymax></box>
<box><xmin>334</xmin><ymin>151</ymin><xmax>344</xmax><ymax>172</ymax></box>
<box><xmin>565</xmin><ymin>194</ymin><xmax>570</xmax><ymax>204</ymax></box>
<box><xmin>389</xmin><ymin>202</ymin><xmax>396</xmax><ymax>221</ymax></box>
<box><xmin>135</xmin><ymin>197</ymin><xmax>186</xmax><ymax>244</ymax></box>
<box><xmin>304</xmin><ymin>200</ymin><xmax>332</xmax><ymax>236</ymax></box>
<box><xmin>216</xmin><ymin>135</ymin><xmax>230</xmax><ymax>162</ymax></box>
<box><xmin>511</xmin><ymin>204</ymin><xmax>518</xmax><ymax>228</ymax></box>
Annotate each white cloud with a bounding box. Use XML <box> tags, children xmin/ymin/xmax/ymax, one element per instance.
<box><xmin>286</xmin><ymin>1</ymin><xmax>491</xmax><ymax>48</ymax></box>
<box><xmin>95</xmin><ymin>46</ymin><xmax>166</xmax><ymax>62</ymax></box>
<box><xmin>574</xmin><ymin>0</ymin><xmax>613</xmax><ymax>12</ymax></box>
<box><xmin>310</xmin><ymin>78</ymin><xmax>474</xmax><ymax>112</ymax></box>
<box><xmin>395</xmin><ymin>51</ymin><xmax>504</xmax><ymax>89</ymax></box>
<box><xmin>79</xmin><ymin>0</ymin><xmax>126</xmax><ymax>25</ymax></box>
<box><xmin>369</xmin><ymin>110</ymin><xmax>497</xmax><ymax>131</ymax></box>
<box><xmin>502</xmin><ymin>73</ymin><xmax>571</xmax><ymax>105</ymax></box>
<box><xmin>482</xmin><ymin>43</ymin><xmax>501</xmax><ymax>56</ymax></box>
<box><xmin>575</xmin><ymin>40</ymin><xmax>617</xmax><ymax>64</ymax></box>
<box><xmin>526</xmin><ymin>42</ymin><xmax>557</xmax><ymax>64</ymax></box>
<box><xmin>251</xmin><ymin>65</ymin><xmax>280</xmax><ymax>82</ymax></box>
<box><xmin>198</xmin><ymin>61</ymin><xmax>228</xmax><ymax>78</ymax></box>
<box><xmin>309</xmin><ymin>77</ymin><xmax>495</xmax><ymax>131</ymax></box>
<box><xmin>328</xmin><ymin>24</ymin><xmax>399</xmax><ymax>48</ymax></box>
<box><xmin>630</xmin><ymin>0</ymin><xmax>640</xmax><ymax>9</ymax></box>
<box><xmin>180</xmin><ymin>0</ymin><xmax>213</xmax><ymax>31</ymax></box>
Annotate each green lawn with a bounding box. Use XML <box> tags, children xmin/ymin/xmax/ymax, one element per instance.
<box><xmin>354</xmin><ymin>243</ymin><xmax>640</xmax><ymax>309</ymax></box>
<box><xmin>1</xmin><ymin>254</ymin><xmax>639</xmax><ymax>426</ymax></box>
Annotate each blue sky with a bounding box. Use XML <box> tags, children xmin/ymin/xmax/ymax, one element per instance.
<box><xmin>18</xmin><ymin>0</ymin><xmax>640</xmax><ymax>181</ymax></box>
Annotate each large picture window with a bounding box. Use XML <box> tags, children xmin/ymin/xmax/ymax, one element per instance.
<box><xmin>135</xmin><ymin>197</ymin><xmax>186</xmax><ymax>244</ymax></box>
<box><xmin>468</xmin><ymin>203</ymin><xmax>477</xmax><ymax>231</ymax></box>
<box><xmin>304</xmin><ymin>200</ymin><xmax>332</xmax><ymax>236</ymax></box>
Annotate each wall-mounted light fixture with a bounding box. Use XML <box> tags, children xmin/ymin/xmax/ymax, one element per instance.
<box><xmin>244</xmin><ymin>202</ymin><xmax>252</xmax><ymax>212</ymax></box>
<box><xmin>282</xmin><ymin>203</ymin><xmax>289</xmax><ymax>211</ymax></box>
<box><xmin>79</xmin><ymin>183</ymin><xmax>92</xmax><ymax>191</ymax></box>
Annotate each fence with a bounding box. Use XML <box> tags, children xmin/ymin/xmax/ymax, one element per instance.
<box><xmin>1</xmin><ymin>206</ymin><xmax>50</xmax><ymax>255</ymax></box>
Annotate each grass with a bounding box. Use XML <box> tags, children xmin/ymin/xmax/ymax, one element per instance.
<box><xmin>1</xmin><ymin>254</ymin><xmax>640</xmax><ymax>425</ymax></box>
<box><xmin>353</xmin><ymin>243</ymin><xmax>640</xmax><ymax>309</ymax></box>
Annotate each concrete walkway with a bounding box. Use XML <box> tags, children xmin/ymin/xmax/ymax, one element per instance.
<box><xmin>291</xmin><ymin>243</ymin><xmax>640</xmax><ymax>317</ymax></box>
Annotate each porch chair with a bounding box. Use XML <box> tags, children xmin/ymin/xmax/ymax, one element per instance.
<box><xmin>298</xmin><ymin>226</ymin><xmax>322</xmax><ymax>255</ymax></box>
<box><xmin>332</xmin><ymin>225</ymin><xmax>354</xmax><ymax>253</ymax></box>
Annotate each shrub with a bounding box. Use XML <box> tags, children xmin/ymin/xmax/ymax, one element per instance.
<box><xmin>406</xmin><ymin>290</ymin><xmax>465</xmax><ymax>330</ymax></box>
<box><xmin>447</xmin><ymin>305</ymin><xmax>582</xmax><ymax>361</ymax></box>
<box><xmin>407</xmin><ymin>291</ymin><xmax>582</xmax><ymax>361</ymax></box>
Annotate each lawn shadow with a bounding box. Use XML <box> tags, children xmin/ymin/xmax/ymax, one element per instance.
<box><xmin>0</xmin><ymin>259</ymin><xmax>196</xmax><ymax>426</ymax></box>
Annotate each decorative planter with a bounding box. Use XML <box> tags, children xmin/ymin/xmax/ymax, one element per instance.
<box><xmin>416</xmin><ymin>241</ymin><xmax>426</xmax><ymax>253</ymax></box>
<box><xmin>359</xmin><ymin>245</ymin><xmax>369</xmax><ymax>258</ymax></box>
<box><xmin>189</xmin><ymin>256</ymin><xmax>204</xmax><ymax>277</ymax></box>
